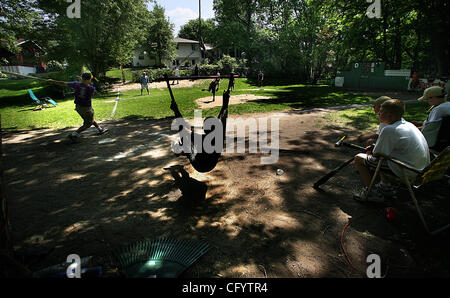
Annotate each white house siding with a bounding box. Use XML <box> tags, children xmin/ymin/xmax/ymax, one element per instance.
<box><xmin>0</xmin><ymin>65</ymin><xmax>36</xmax><ymax>75</ymax></box>
<box><xmin>132</xmin><ymin>49</ymin><xmax>156</xmax><ymax>67</ymax></box>
<box><xmin>169</xmin><ymin>43</ymin><xmax>202</xmax><ymax>68</ymax></box>
<box><xmin>132</xmin><ymin>41</ymin><xmax>204</xmax><ymax>68</ymax></box>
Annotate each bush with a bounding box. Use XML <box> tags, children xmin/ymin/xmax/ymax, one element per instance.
<box><xmin>217</xmin><ymin>55</ymin><xmax>238</xmax><ymax>74</ymax></box>
<box><xmin>198</xmin><ymin>64</ymin><xmax>220</xmax><ymax>76</ymax></box>
<box><xmin>46</xmin><ymin>60</ymin><xmax>65</xmax><ymax>72</ymax></box>
<box><xmin>131</xmin><ymin>68</ymin><xmax>174</xmax><ymax>83</ymax></box>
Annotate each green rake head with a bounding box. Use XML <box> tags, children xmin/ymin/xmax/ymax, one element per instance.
<box><xmin>114</xmin><ymin>237</ymin><xmax>210</xmax><ymax>278</ymax></box>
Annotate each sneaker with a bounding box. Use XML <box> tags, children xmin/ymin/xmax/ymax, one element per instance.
<box><xmin>353</xmin><ymin>187</ymin><xmax>385</xmax><ymax>203</ymax></box>
<box><xmin>98</xmin><ymin>128</ymin><xmax>109</xmax><ymax>135</ymax></box>
<box><xmin>67</xmin><ymin>134</ymin><xmax>78</xmax><ymax>143</ymax></box>
<box><xmin>374</xmin><ymin>182</ymin><xmax>398</xmax><ymax>199</ymax></box>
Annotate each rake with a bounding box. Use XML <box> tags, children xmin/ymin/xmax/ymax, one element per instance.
<box><xmin>114</xmin><ymin>237</ymin><xmax>210</xmax><ymax>278</ymax></box>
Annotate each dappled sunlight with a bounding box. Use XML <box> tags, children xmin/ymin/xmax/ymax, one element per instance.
<box><xmin>64</xmin><ymin>220</ymin><xmax>92</xmax><ymax>234</ymax></box>
<box><xmin>58</xmin><ymin>173</ymin><xmax>87</xmax><ymax>183</ymax></box>
<box><xmin>3</xmin><ymin>99</ymin><xmax>447</xmax><ymax>278</ymax></box>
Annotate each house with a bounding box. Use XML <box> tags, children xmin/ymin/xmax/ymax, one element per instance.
<box><xmin>0</xmin><ymin>39</ymin><xmax>47</xmax><ymax>75</ymax></box>
<box><xmin>132</xmin><ymin>37</ymin><xmax>215</xmax><ymax>68</ymax></box>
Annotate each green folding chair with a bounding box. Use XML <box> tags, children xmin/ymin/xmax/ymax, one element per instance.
<box><xmin>366</xmin><ymin>146</ymin><xmax>450</xmax><ymax>235</ymax></box>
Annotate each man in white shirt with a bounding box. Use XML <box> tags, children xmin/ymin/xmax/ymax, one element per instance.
<box><xmin>353</xmin><ymin>99</ymin><xmax>430</xmax><ymax>202</ymax></box>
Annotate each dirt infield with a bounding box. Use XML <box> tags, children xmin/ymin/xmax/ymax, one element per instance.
<box><xmin>196</xmin><ymin>94</ymin><xmax>274</xmax><ymax>109</ymax></box>
<box><xmin>112</xmin><ymin>79</ymin><xmax>203</xmax><ymax>92</ymax></box>
<box><xmin>2</xmin><ymin>107</ymin><xmax>450</xmax><ymax>278</ymax></box>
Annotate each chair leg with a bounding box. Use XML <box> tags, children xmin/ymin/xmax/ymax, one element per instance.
<box><xmin>401</xmin><ymin>168</ymin><xmax>450</xmax><ymax>235</ymax></box>
<box><xmin>366</xmin><ymin>157</ymin><xmax>383</xmax><ymax>199</ymax></box>
<box><xmin>403</xmin><ymin>172</ymin><xmax>430</xmax><ymax>234</ymax></box>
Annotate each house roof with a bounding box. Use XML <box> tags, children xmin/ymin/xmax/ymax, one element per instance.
<box><xmin>174</xmin><ymin>37</ymin><xmax>199</xmax><ymax>44</ymax></box>
<box><xmin>173</xmin><ymin>37</ymin><xmax>215</xmax><ymax>51</ymax></box>
<box><xmin>16</xmin><ymin>40</ymin><xmax>46</xmax><ymax>53</ymax></box>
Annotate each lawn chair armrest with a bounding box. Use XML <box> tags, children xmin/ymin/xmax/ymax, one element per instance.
<box><xmin>377</xmin><ymin>153</ymin><xmax>422</xmax><ymax>174</ymax></box>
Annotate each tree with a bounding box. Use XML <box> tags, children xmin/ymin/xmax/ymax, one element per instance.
<box><xmin>144</xmin><ymin>4</ymin><xmax>176</xmax><ymax>67</ymax></box>
<box><xmin>37</xmin><ymin>0</ymin><xmax>150</xmax><ymax>79</ymax></box>
<box><xmin>178</xmin><ymin>18</ymin><xmax>217</xmax><ymax>45</ymax></box>
<box><xmin>0</xmin><ymin>0</ymin><xmax>43</xmax><ymax>59</ymax></box>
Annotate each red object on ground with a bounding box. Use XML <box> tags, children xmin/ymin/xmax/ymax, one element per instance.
<box><xmin>385</xmin><ymin>207</ymin><xmax>397</xmax><ymax>222</ymax></box>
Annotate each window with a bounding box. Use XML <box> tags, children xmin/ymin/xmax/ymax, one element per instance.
<box><xmin>138</xmin><ymin>55</ymin><xmax>144</xmax><ymax>60</ymax></box>
<box><xmin>192</xmin><ymin>44</ymin><xmax>196</xmax><ymax>51</ymax></box>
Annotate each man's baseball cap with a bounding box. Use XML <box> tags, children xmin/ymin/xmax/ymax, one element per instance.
<box><xmin>370</xmin><ymin>96</ymin><xmax>391</xmax><ymax>106</ymax></box>
<box><xmin>81</xmin><ymin>73</ymin><xmax>93</xmax><ymax>81</ymax></box>
<box><xmin>418</xmin><ymin>86</ymin><xmax>445</xmax><ymax>101</ymax></box>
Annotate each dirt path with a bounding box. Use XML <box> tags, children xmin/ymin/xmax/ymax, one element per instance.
<box><xmin>2</xmin><ymin>105</ymin><xmax>449</xmax><ymax>278</ymax></box>
<box><xmin>112</xmin><ymin>79</ymin><xmax>203</xmax><ymax>92</ymax></box>
<box><xmin>196</xmin><ymin>94</ymin><xmax>274</xmax><ymax>108</ymax></box>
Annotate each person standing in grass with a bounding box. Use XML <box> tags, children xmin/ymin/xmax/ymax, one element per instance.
<box><xmin>172</xmin><ymin>66</ymin><xmax>179</xmax><ymax>85</ymax></box>
<box><xmin>140</xmin><ymin>72</ymin><xmax>150</xmax><ymax>95</ymax></box>
<box><xmin>258</xmin><ymin>70</ymin><xmax>264</xmax><ymax>87</ymax></box>
<box><xmin>47</xmin><ymin>73</ymin><xmax>108</xmax><ymax>142</ymax></box>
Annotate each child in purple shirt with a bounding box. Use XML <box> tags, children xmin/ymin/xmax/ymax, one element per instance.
<box><xmin>47</xmin><ymin>73</ymin><xmax>107</xmax><ymax>141</ymax></box>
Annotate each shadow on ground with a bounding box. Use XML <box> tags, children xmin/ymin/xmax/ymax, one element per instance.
<box><xmin>2</xmin><ymin>111</ymin><xmax>449</xmax><ymax>278</ymax></box>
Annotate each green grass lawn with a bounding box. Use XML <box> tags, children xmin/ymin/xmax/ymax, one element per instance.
<box><xmin>105</xmin><ymin>67</ymin><xmax>135</xmax><ymax>82</ymax></box>
<box><xmin>0</xmin><ymin>74</ymin><xmax>430</xmax><ymax>131</ymax></box>
<box><xmin>323</xmin><ymin>102</ymin><xmax>429</xmax><ymax>132</ymax></box>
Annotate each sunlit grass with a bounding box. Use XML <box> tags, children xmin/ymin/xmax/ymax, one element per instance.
<box><xmin>323</xmin><ymin>102</ymin><xmax>430</xmax><ymax>131</ymax></box>
<box><xmin>1</xmin><ymin>75</ymin><xmax>414</xmax><ymax>131</ymax></box>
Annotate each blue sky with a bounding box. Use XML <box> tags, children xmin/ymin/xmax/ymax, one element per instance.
<box><xmin>148</xmin><ymin>0</ymin><xmax>215</xmax><ymax>36</ymax></box>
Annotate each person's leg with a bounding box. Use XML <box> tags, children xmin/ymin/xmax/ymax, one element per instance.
<box><xmin>140</xmin><ymin>86</ymin><xmax>143</xmax><ymax>95</ymax></box>
<box><xmin>75</xmin><ymin>106</ymin><xmax>94</xmax><ymax>132</ymax></box>
<box><xmin>354</xmin><ymin>153</ymin><xmax>373</xmax><ymax>187</ymax></box>
<box><xmin>218</xmin><ymin>90</ymin><xmax>230</xmax><ymax>138</ymax></box>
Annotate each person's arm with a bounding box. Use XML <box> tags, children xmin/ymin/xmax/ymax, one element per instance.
<box><xmin>411</xmin><ymin>120</ymin><xmax>424</xmax><ymax>127</ymax></box>
<box><xmin>46</xmin><ymin>79</ymin><xmax>68</xmax><ymax>87</ymax></box>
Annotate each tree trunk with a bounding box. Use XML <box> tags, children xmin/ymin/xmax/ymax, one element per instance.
<box><xmin>0</xmin><ymin>115</ymin><xmax>11</xmax><ymax>253</ymax></box>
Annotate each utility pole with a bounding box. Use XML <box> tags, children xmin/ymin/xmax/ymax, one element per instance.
<box><xmin>198</xmin><ymin>0</ymin><xmax>204</xmax><ymax>61</ymax></box>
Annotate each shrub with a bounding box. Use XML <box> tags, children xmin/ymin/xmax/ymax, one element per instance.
<box><xmin>46</xmin><ymin>60</ymin><xmax>65</xmax><ymax>72</ymax></box>
<box><xmin>198</xmin><ymin>64</ymin><xmax>220</xmax><ymax>76</ymax></box>
<box><xmin>131</xmin><ymin>68</ymin><xmax>174</xmax><ymax>83</ymax></box>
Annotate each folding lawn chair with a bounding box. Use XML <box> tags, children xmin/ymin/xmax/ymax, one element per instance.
<box><xmin>429</xmin><ymin>115</ymin><xmax>450</xmax><ymax>154</ymax></box>
<box><xmin>28</xmin><ymin>89</ymin><xmax>57</xmax><ymax>111</ymax></box>
<box><xmin>366</xmin><ymin>146</ymin><xmax>450</xmax><ymax>235</ymax></box>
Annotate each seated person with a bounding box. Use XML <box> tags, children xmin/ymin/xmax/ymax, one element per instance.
<box><xmin>353</xmin><ymin>99</ymin><xmax>430</xmax><ymax>202</ymax></box>
<box><xmin>357</xmin><ymin>96</ymin><xmax>391</xmax><ymax>146</ymax></box>
<box><xmin>412</xmin><ymin>86</ymin><xmax>450</xmax><ymax>149</ymax></box>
